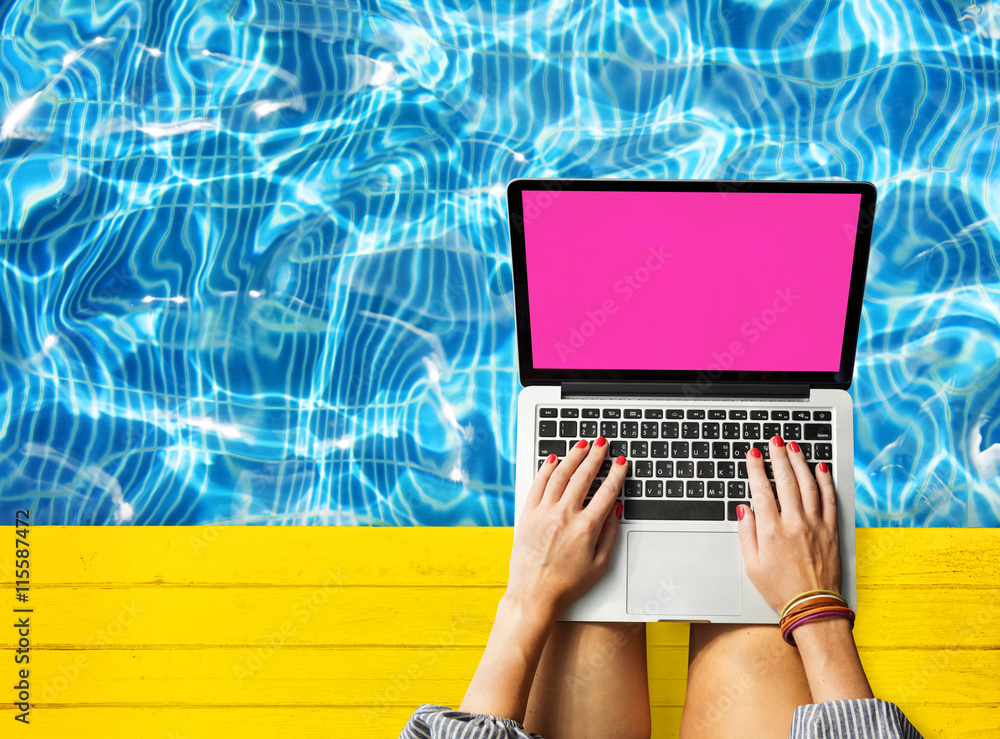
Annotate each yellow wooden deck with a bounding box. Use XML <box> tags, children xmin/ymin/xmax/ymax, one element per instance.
<box><xmin>1</xmin><ymin>527</ymin><xmax>998</xmax><ymax>737</ymax></box>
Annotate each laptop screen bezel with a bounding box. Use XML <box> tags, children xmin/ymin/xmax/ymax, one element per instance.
<box><xmin>507</xmin><ymin>178</ymin><xmax>877</xmax><ymax>390</ymax></box>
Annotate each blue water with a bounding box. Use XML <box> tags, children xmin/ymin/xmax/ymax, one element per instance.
<box><xmin>1</xmin><ymin>1</ymin><xmax>998</xmax><ymax>526</ymax></box>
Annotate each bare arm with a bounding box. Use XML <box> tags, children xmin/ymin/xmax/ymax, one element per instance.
<box><xmin>459</xmin><ymin>439</ymin><xmax>627</xmax><ymax>722</ymax></box>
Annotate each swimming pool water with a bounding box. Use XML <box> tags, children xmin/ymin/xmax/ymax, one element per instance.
<box><xmin>1</xmin><ymin>1</ymin><xmax>998</xmax><ymax>526</ymax></box>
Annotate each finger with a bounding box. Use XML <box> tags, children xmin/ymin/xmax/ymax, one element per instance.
<box><xmin>526</xmin><ymin>453</ymin><xmax>559</xmax><ymax>509</ymax></box>
<box><xmin>735</xmin><ymin>503</ymin><xmax>758</xmax><ymax>575</ymax></box>
<box><xmin>746</xmin><ymin>447</ymin><xmax>778</xmax><ymax>521</ymax></box>
<box><xmin>785</xmin><ymin>440</ymin><xmax>820</xmax><ymax>519</ymax></box>
<box><xmin>593</xmin><ymin>501</ymin><xmax>621</xmax><ymax>570</ymax></box>
<box><xmin>815</xmin><ymin>461</ymin><xmax>838</xmax><ymax>528</ymax></box>
<box><xmin>769</xmin><ymin>436</ymin><xmax>804</xmax><ymax>518</ymax></box>
<box><xmin>564</xmin><ymin>437</ymin><xmax>610</xmax><ymax>509</ymax></box>
<box><xmin>543</xmin><ymin>439</ymin><xmax>591</xmax><ymax>504</ymax></box>
<box><xmin>585</xmin><ymin>453</ymin><xmax>628</xmax><ymax>528</ymax></box>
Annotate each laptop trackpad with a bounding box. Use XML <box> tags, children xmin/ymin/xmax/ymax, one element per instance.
<box><xmin>626</xmin><ymin>531</ymin><xmax>742</xmax><ymax>616</ymax></box>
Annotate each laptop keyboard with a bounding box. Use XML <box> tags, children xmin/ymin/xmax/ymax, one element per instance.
<box><xmin>535</xmin><ymin>405</ymin><xmax>834</xmax><ymax>521</ymax></box>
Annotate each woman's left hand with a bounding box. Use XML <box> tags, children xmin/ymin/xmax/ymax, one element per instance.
<box><xmin>506</xmin><ymin>437</ymin><xmax>628</xmax><ymax>620</ymax></box>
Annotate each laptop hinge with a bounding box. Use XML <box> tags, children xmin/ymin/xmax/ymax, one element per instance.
<box><xmin>561</xmin><ymin>382</ymin><xmax>810</xmax><ymax>400</ymax></box>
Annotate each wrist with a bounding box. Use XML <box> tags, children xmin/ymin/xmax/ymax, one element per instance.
<box><xmin>498</xmin><ymin>590</ymin><xmax>558</xmax><ymax>637</ymax></box>
<box><xmin>793</xmin><ymin>614</ymin><xmax>855</xmax><ymax>653</ymax></box>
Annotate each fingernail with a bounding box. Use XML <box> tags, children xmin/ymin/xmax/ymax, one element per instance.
<box><xmin>818</xmin><ymin>462</ymin><xmax>828</xmax><ymax>473</ymax></box>
<box><xmin>615</xmin><ymin>502</ymin><xmax>623</xmax><ymax>519</ymax></box>
<box><xmin>616</xmin><ymin>455</ymin><xmax>627</xmax><ymax>465</ymax></box>
<box><xmin>576</xmin><ymin>439</ymin><xmax>589</xmax><ymax>449</ymax></box>
<box><xmin>596</xmin><ymin>436</ymin><xmax>607</xmax><ymax>447</ymax></box>
<box><xmin>749</xmin><ymin>447</ymin><xmax>761</xmax><ymax>459</ymax></box>
<box><xmin>788</xmin><ymin>441</ymin><xmax>800</xmax><ymax>453</ymax></box>
<box><xmin>736</xmin><ymin>505</ymin><xmax>746</xmax><ymax>521</ymax></box>
<box><xmin>547</xmin><ymin>454</ymin><xmax>557</xmax><ymax>464</ymax></box>
<box><xmin>773</xmin><ymin>435</ymin><xmax>784</xmax><ymax>448</ymax></box>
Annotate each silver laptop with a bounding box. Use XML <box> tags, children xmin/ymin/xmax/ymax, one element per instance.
<box><xmin>509</xmin><ymin>179</ymin><xmax>877</xmax><ymax>623</ymax></box>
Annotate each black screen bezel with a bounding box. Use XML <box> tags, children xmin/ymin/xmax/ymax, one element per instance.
<box><xmin>508</xmin><ymin>178</ymin><xmax>877</xmax><ymax>389</ymax></box>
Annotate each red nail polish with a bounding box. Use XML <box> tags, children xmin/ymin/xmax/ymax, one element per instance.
<box><xmin>749</xmin><ymin>447</ymin><xmax>761</xmax><ymax>459</ymax></box>
<box><xmin>596</xmin><ymin>436</ymin><xmax>607</xmax><ymax>447</ymax></box>
<box><xmin>547</xmin><ymin>454</ymin><xmax>557</xmax><ymax>464</ymax></box>
<box><xmin>736</xmin><ymin>505</ymin><xmax>746</xmax><ymax>521</ymax></box>
<box><xmin>615</xmin><ymin>502</ymin><xmax>623</xmax><ymax>519</ymax></box>
<box><xmin>773</xmin><ymin>435</ymin><xmax>784</xmax><ymax>448</ymax></box>
<box><xmin>788</xmin><ymin>441</ymin><xmax>800</xmax><ymax>454</ymax></box>
<box><xmin>818</xmin><ymin>462</ymin><xmax>828</xmax><ymax>474</ymax></box>
<box><xmin>576</xmin><ymin>439</ymin><xmax>589</xmax><ymax>449</ymax></box>
<box><xmin>616</xmin><ymin>455</ymin><xmax>627</xmax><ymax>465</ymax></box>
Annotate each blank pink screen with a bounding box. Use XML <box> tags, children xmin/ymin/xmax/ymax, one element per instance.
<box><xmin>522</xmin><ymin>190</ymin><xmax>861</xmax><ymax>372</ymax></box>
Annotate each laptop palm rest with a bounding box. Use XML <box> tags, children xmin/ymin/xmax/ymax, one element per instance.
<box><xmin>626</xmin><ymin>531</ymin><xmax>743</xmax><ymax>616</ymax></box>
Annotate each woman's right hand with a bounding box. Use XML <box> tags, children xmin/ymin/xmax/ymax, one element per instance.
<box><xmin>736</xmin><ymin>435</ymin><xmax>842</xmax><ymax>612</ymax></box>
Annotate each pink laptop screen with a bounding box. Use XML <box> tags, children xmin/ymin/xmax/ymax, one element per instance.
<box><xmin>522</xmin><ymin>189</ymin><xmax>862</xmax><ymax>372</ymax></box>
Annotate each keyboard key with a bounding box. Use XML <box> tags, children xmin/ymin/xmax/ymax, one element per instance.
<box><xmin>634</xmin><ymin>461</ymin><xmax>653</xmax><ymax>478</ymax></box>
<box><xmin>728</xmin><ymin>481</ymin><xmax>746</xmax><ymax>498</ymax></box>
<box><xmin>665</xmin><ymin>481</ymin><xmax>685</xmax><ymax>497</ymax></box>
<box><xmin>624</xmin><ymin>409</ymin><xmax>642</xmax><ymax>419</ymax></box>
<box><xmin>621</xmin><ymin>421</ymin><xmax>639</xmax><ymax>438</ymax></box>
<box><xmin>750</xmin><ymin>410</ymin><xmax>768</xmax><ymax>420</ymax></box>
<box><xmin>537</xmin><ymin>458</ymin><xmax>547</xmax><ymax>470</ymax></box>
<box><xmin>671</xmin><ymin>442</ymin><xmax>690</xmax><ymax>458</ymax></box>
<box><xmin>708</xmin><ymin>409</ymin><xmax>727</xmax><ymax>420</ymax></box>
<box><xmin>676</xmin><ymin>461</ymin><xmax>694</xmax><ymax>478</ymax></box>
<box><xmin>580</xmin><ymin>421</ymin><xmax>599</xmax><ymax>437</ymax></box>
<box><xmin>728</xmin><ymin>410</ymin><xmax>748</xmax><ymax>420</ymax></box>
<box><xmin>686</xmin><ymin>481</ymin><xmax>705</xmax><ymax>498</ymax></box>
<box><xmin>661</xmin><ymin>421</ymin><xmax>680</xmax><ymax>439</ymax></box>
<box><xmin>630</xmin><ymin>441</ymin><xmax>648</xmax><ymax>458</ymax></box>
<box><xmin>770</xmin><ymin>410</ymin><xmax>790</xmax><ymax>420</ymax></box>
<box><xmin>560</xmin><ymin>408</ymin><xmax>579</xmax><ymax>418</ymax></box>
<box><xmin>641</xmin><ymin>422</ymin><xmax>659</xmax><ymax>438</ymax></box>
<box><xmin>727</xmin><ymin>501</ymin><xmax>746</xmax><ymax>521</ymax></box>
<box><xmin>540</xmin><ymin>408</ymin><xmax>558</xmax><ymax>418</ymax></box>
<box><xmin>645</xmin><ymin>480</ymin><xmax>663</xmax><ymax>497</ymax></box>
<box><xmin>600</xmin><ymin>421</ymin><xmax>619</xmax><ymax>438</ymax></box>
<box><xmin>582</xmin><ymin>408</ymin><xmax>600</xmax><ymax>418</ymax></box>
<box><xmin>743</xmin><ymin>423</ymin><xmax>761</xmax><ymax>440</ymax></box>
<box><xmin>692</xmin><ymin>442</ymin><xmax>710</xmax><ymax>458</ymax></box>
<box><xmin>644</xmin><ymin>409</ymin><xmax>663</xmax><ymax>419</ymax></box>
<box><xmin>666</xmin><ymin>409</ymin><xmax>684</xmax><ymax>419</ymax></box>
<box><xmin>702</xmin><ymin>422</ymin><xmax>720</xmax><ymax>439</ymax></box>
<box><xmin>815</xmin><ymin>443</ymin><xmax>833</xmax><ymax>460</ymax></box>
<box><xmin>814</xmin><ymin>411</ymin><xmax>832</xmax><ymax>421</ymax></box>
<box><xmin>697</xmin><ymin>461</ymin><xmax>715</xmax><ymax>478</ymax></box>
<box><xmin>753</xmin><ymin>442</ymin><xmax>770</xmax><ymax>459</ymax></box>
<box><xmin>603</xmin><ymin>408</ymin><xmax>621</xmax><ymax>418</ymax></box>
<box><xmin>538</xmin><ymin>440</ymin><xmax>566</xmax><ymax>456</ymax></box>
<box><xmin>793</xmin><ymin>410</ymin><xmax>811</xmax><ymax>421</ymax></box>
<box><xmin>610</xmin><ymin>441</ymin><xmax>628</xmax><ymax>457</ymax></box>
<box><xmin>682</xmin><ymin>422</ymin><xmax>700</xmax><ymax>439</ymax></box>
<box><xmin>783</xmin><ymin>423</ymin><xmax>803</xmax><ymax>440</ymax></box>
<box><xmin>651</xmin><ymin>442</ymin><xmax>671</xmax><ymax>458</ymax></box>
<box><xmin>809</xmin><ymin>462</ymin><xmax>833</xmax><ymax>478</ymax></box>
<box><xmin>763</xmin><ymin>423</ymin><xmax>781</xmax><ymax>438</ymax></box>
<box><xmin>733</xmin><ymin>442</ymin><xmax>751</xmax><ymax>459</ymax></box>
<box><xmin>625</xmin><ymin>500</ymin><xmax>724</xmax><ymax>521</ymax></box>
<box><xmin>600</xmin><ymin>460</ymin><xmax>613</xmax><ymax>475</ymax></box>
<box><xmin>799</xmin><ymin>442</ymin><xmax>812</xmax><ymax>459</ymax></box>
<box><xmin>737</xmin><ymin>461</ymin><xmax>748</xmax><ymax>479</ymax></box>
<box><xmin>624</xmin><ymin>480</ymin><xmax>643</xmax><ymax>497</ymax></box>
<box><xmin>712</xmin><ymin>442</ymin><xmax>731</xmax><ymax>458</ymax></box>
<box><xmin>559</xmin><ymin>421</ymin><xmax>577</xmax><ymax>437</ymax></box>
<box><xmin>708</xmin><ymin>481</ymin><xmax>726</xmax><ymax>498</ymax></box>
<box><xmin>804</xmin><ymin>424</ymin><xmax>833</xmax><ymax>440</ymax></box>
<box><xmin>686</xmin><ymin>409</ymin><xmax>705</xmax><ymax>419</ymax></box>
<box><xmin>723</xmin><ymin>422</ymin><xmax>741</xmax><ymax>440</ymax></box>
<box><xmin>539</xmin><ymin>421</ymin><xmax>557</xmax><ymax>437</ymax></box>
<box><xmin>717</xmin><ymin>461</ymin><xmax>736</xmax><ymax>478</ymax></box>
<box><xmin>655</xmin><ymin>461</ymin><xmax>674</xmax><ymax>477</ymax></box>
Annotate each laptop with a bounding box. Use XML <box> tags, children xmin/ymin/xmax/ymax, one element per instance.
<box><xmin>508</xmin><ymin>178</ymin><xmax>877</xmax><ymax>623</ymax></box>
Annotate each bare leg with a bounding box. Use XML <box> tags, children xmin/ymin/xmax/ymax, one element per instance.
<box><xmin>679</xmin><ymin>623</ymin><xmax>813</xmax><ymax>739</ymax></box>
<box><xmin>524</xmin><ymin>621</ymin><xmax>651</xmax><ymax>739</ymax></box>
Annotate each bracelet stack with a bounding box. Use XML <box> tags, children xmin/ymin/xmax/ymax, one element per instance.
<box><xmin>779</xmin><ymin>589</ymin><xmax>855</xmax><ymax>647</ymax></box>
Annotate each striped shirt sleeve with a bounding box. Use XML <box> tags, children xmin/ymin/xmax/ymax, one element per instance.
<box><xmin>399</xmin><ymin>705</ymin><xmax>544</xmax><ymax>739</ymax></box>
<box><xmin>790</xmin><ymin>699</ymin><xmax>924</xmax><ymax>739</ymax></box>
